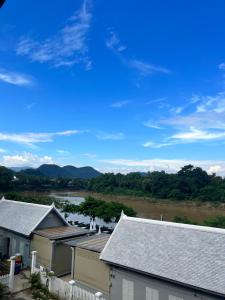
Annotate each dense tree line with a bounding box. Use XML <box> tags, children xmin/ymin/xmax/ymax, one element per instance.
<box><xmin>1</xmin><ymin>164</ymin><xmax>225</xmax><ymax>203</ymax></box>
<box><xmin>0</xmin><ymin>166</ymin><xmax>86</xmax><ymax>192</ymax></box>
<box><xmin>88</xmin><ymin>165</ymin><xmax>225</xmax><ymax>202</ymax></box>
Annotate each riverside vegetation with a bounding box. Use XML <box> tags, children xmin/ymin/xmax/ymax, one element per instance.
<box><xmin>2</xmin><ymin>164</ymin><xmax>225</xmax><ymax>227</ymax></box>
<box><xmin>1</xmin><ymin>164</ymin><xmax>225</xmax><ymax>202</ymax></box>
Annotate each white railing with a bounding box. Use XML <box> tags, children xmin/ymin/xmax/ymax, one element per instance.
<box><xmin>50</xmin><ymin>276</ymin><xmax>104</xmax><ymax>300</ymax></box>
<box><xmin>50</xmin><ymin>276</ymin><xmax>70</xmax><ymax>299</ymax></box>
<box><xmin>0</xmin><ymin>274</ymin><xmax>10</xmax><ymax>287</ymax></box>
<box><xmin>31</xmin><ymin>251</ymin><xmax>107</xmax><ymax>300</ymax></box>
<box><xmin>36</xmin><ymin>268</ymin><xmax>106</xmax><ymax>300</ymax></box>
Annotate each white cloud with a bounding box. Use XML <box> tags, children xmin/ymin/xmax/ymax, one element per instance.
<box><xmin>96</xmin><ymin>132</ymin><xmax>124</xmax><ymax>140</ymax></box>
<box><xmin>127</xmin><ymin>59</ymin><xmax>170</xmax><ymax>76</ymax></box>
<box><xmin>171</xmin><ymin>127</ymin><xmax>225</xmax><ymax>141</ymax></box>
<box><xmin>142</xmin><ymin>141</ymin><xmax>176</xmax><ymax>148</ymax></box>
<box><xmin>207</xmin><ymin>165</ymin><xmax>221</xmax><ymax>174</ymax></box>
<box><xmin>16</xmin><ymin>0</ymin><xmax>92</xmax><ymax>68</ymax></box>
<box><xmin>0</xmin><ymin>130</ymin><xmax>80</xmax><ymax>147</ymax></box>
<box><xmin>106</xmin><ymin>31</ymin><xmax>126</xmax><ymax>52</ymax></box>
<box><xmin>0</xmin><ymin>69</ymin><xmax>33</xmax><ymax>86</ymax></box>
<box><xmin>57</xmin><ymin>149</ymin><xmax>70</xmax><ymax>155</ymax></box>
<box><xmin>81</xmin><ymin>153</ymin><xmax>97</xmax><ymax>158</ymax></box>
<box><xmin>106</xmin><ymin>31</ymin><xmax>170</xmax><ymax>76</ymax></box>
<box><xmin>173</xmin><ymin>106</ymin><xmax>184</xmax><ymax>114</ymax></box>
<box><xmin>1</xmin><ymin>153</ymin><xmax>54</xmax><ymax>168</ymax></box>
<box><xmin>146</xmin><ymin>97</ymin><xmax>168</xmax><ymax>105</ymax></box>
<box><xmin>190</xmin><ymin>94</ymin><xmax>201</xmax><ymax>104</ymax></box>
<box><xmin>111</xmin><ymin>100</ymin><xmax>130</xmax><ymax>108</ymax></box>
<box><xmin>218</xmin><ymin>63</ymin><xmax>225</xmax><ymax>70</ymax></box>
<box><xmin>100</xmin><ymin>158</ymin><xmax>225</xmax><ymax>176</ymax></box>
<box><xmin>26</xmin><ymin>102</ymin><xmax>36</xmax><ymax>110</ymax></box>
<box><xmin>143</xmin><ymin>121</ymin><xmax>162</xmax><ymax>129</ymax></box>
<box><xmin>56</xmin><ymin>130</ymin><xmax>80</xmax><ymax>136</ymax></box>
<box><xmin>143</xmin><ymin>91</ymin><xmax>225</xmax><ymax>147</ymax></box>
<box><xmin>0</xmin><ymin>148</ymin><xmax>6</xmax><ymax>153</ymax></box>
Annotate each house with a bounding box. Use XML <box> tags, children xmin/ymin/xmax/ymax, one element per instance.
<box><xmin>0</xmin><ymin>197</ymin><xmax>89</xmax><ymax>275</ymax></box>
<box><xmin>66</xmin><ymin>233</ymin><xmax>110</xmax><ymax>297</ymax></box>
<box><xmin>100</xmin><ymin>213</ymin><xmax>225</xmax><ymax>300</ymax></box>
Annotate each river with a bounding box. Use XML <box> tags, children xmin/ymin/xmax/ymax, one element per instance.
<box><xmin>50</xmin><ymin>192</ymin><xmax>116</xmax><ymax>229</ymax></box>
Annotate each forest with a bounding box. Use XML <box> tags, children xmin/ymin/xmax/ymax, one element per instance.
<box><xmin>1</xmin><ymin>164</ymin><xmax>225</xmax><ymax>202</ymax></box>
<box><xmin>88</xmin><ymin>165</ymin><xmax>225</xmax><ymax>202</ymax></box>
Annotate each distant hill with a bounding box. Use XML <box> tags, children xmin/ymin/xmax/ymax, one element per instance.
<box><xmin>21</xmin><ymin>164</ymin><xmax>102</xmax><ymax>179</ymax></box>
<box><xmin>10</xmin><ymin>166</ymin><xmax>30</xmax><ymax>172</ymax></box>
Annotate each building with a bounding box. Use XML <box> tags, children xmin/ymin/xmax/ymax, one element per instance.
<box><xmin>0</xmin><ymin>197</ymin><xmax>89</xmax><ymax>274</ymax></box>
<box><xmin>100</xmin><ymin>213</ymin><xmax>225</xmax><ymax>300</ymax></box>
<box><xmin>66</xmin><ymin>233</ymin><xmax>110</xmax><ymax>298</ymax></box>
<box><xmin>31</xmin><ymin>225</ymin><xmax>89</xmax><ymax>276</ymax></box>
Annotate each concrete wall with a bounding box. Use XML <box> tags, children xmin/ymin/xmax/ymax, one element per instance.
<box><xmin>37</xmin><ymin>211</ymin><xmax>66</xmax><ymax>229</ymax></box>
<box><xmin>52</xmin><ymin>243</ymin><xmax>71</xmax><ymax>276</ymax></box>
<box><xmin>73</xmin><ymin>248</ymin><xmax>110</xmax><ymax>293</ymax></box>
<box><xmin>30</xmin><ymin>234</ymin><xmax>52</xmax><ymax>269</ymax></box>
<box><xmin>110</xmin><ymin>267</ymin><xmax>223</xmax><ymax>300</ymax></box>
<box><xmin>0</xmin><ymin>229</ymin><xmax>30</xmax><ymax>268</ymax></box>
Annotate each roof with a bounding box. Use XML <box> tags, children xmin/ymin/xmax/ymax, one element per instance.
<box><xmin>34</xmin><ymin>226</ymin><xmax>89</xmax><ymax>240</ymax></box>
<box><xmin>100</xmin><ymin>214</ymin><xmax>225</xmax><ymax>297</ymax></box>
<box><xmin>66</xmin><ymin>233</ymin><xmax>110</xmax><ymax>252</ymax></box>
<box><xmin>0</xmin><ymin>198</ymin><xmax>68</xmax><ymax>236</ymax></box>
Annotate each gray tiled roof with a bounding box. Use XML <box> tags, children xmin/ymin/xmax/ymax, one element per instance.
<box><xmin>66</xmin><ymin>233</ymin><xmax>110</xmax><ymax>252</ymax></box>
<box><xmin>34</xmin><ymin>226</ymin><xmax>89</xmax><ymax>240</ymax></box>
<box><xmin>0</xmin><ymin>198</ymin><xmax>54</xmax><ymax>236</ymax></box>
<box><xmin>100</xmin><ymin>214</ymin><xmax>225</xmax><ymax>296</ymax></box>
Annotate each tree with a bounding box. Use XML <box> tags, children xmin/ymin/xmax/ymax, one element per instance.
<box><xmin>62</xmin><ymin>196</ymin><xmax>136</xmax><ymax>223</ymax></box>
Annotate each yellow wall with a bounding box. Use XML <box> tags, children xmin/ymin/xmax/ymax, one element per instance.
<box><xmin>74</xmin><ymin>248</ymin><xmax>110</xmax><ymax>293</ymax></box>
<box><xmin>30</xmin><ymin>234</ymin><xmax>52</xmax><ymax>269</ymax></box>
<box><xmin>52</xmin><ymin>243</ymin><xmax>72</xmax><ymax>276</ymax></box>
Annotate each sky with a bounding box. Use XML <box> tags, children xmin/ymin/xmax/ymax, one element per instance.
<box><xmin>1</xmin><ymin>0</ymin><xmax>225</xmax><ymax>175</ymax></box>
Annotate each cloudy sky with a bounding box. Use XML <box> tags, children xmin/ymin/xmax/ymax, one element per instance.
<box><xmin>1</xmin><ymin>0</ymin><xmax>225</xmax><ymax>175</ymax></box>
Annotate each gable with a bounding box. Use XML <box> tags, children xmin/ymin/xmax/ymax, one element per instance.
<box><xmin>0</xmin><ymin>199</ymin><xmax>52</xmax><ymax>236</ymax></box>
<box><xmin>37</xmin><ymin>210</ymin><xmax>67</xmax><ymax>230</ymax></box>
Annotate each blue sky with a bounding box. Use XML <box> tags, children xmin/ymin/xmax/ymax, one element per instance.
<box><xmin>1</xmin><ymin>0</ymin><xmax>225</xmax><ymax>174</ymax></box>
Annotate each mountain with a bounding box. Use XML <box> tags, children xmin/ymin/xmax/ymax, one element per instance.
<box><xmin>10</xmin><ymin>166</ymin><xmax>31</xmax><ymax>172</ymax></box>
<box><xmin>21</xmin><ymin>164</ymin><xmax>102</xmax><ymax>179</ymax></box>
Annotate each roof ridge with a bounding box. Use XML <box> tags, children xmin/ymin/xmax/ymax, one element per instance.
<box><xmin>1</xmin><ymin>198</ymin><xmax>52</xmax><ymax>209</ymax></box>
<box><xmin>124</xmin><ymin>215</ymin><xmax>225</xmax><ymax>235</ymax></box>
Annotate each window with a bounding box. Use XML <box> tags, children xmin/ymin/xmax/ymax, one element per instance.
<box><xmin>11</xmin><ymin>238</ymin><xmax>17</xmax><ymax>255</ymax></box>
<box><xmin>146</xmin><ymin>287</ymin><xmax>159</xmax><ymax>300</ymax></box>
<box><xmin>19</xmin><ymin>241</ymin><xmax>25</xmax><ymax>256</ymax></box>
<box><xmin>122</xmin><ymin>279</ymin><xmax>134</xmax><ymax>300</ymax></box>
<box><xmin>168</xmin><ymin>295</ymin><xmax>183</xmax><ymax>300</ymax></box>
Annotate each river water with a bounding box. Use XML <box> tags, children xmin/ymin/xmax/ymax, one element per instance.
<box><xmin>51</xmin><ymin>193</ymin><xmax>116</xmax><ymax>229</ymax></box>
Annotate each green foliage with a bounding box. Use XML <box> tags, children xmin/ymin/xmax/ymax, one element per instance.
<box><xmin>0</xmin><ymin>165</ymin><xmax>86</xmax><ymax>192</ymax></box>
<box><xmin>63</xmin><ymin>196</ymin><xmax>137</xmax><ymax>222</ymax></box>
<box><xmin>88</xmin><ymin>165</ymin><xmax>225</xmax><ymax>202</ymax></box>
<box><xmin>30</xmin><ymin>273</ymin><xmax>59</xmax><ymax>300</ymax></box>
<box><xmin>0</xmin><ymin>282</ymin><xmax>4</xmax><ymax>300</ymax></box>
<box><xmin>203</xmin><ymin>215</ymin><xmax>225</xmax><ymax>228</ymax></box>
<box><xmin>1</xmin><ymin>164</ymin><xmax>225</xmax><ymax>203</ymax></box>
<box><xmin>0</xmin><ymin>166</ymin><xmax>14</xmax><ymax>191</ymax></box>
<box><xmin>30</xmin><ymin>273</ymin><xmax>43</xmax><ymax>290</ymax></box>
<box><xmin>173</xmin><ymin>215</ymin><xmax>198</xmax><ymax>225</ymax></box>
<box><xmin>173</xmin><ymin>215</ymin><xmax>225</xmax><ymax>229</ymax></box>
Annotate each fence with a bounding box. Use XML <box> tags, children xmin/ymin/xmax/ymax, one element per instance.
<box><xmin>0</xmin><ymin>274</ymin><xmax>10</xmax><ymax>287</ymax></box>
<box><xmin>0</xmin><ymin>256</ymin><xmax>16</xmax><ymax>291</ymax></box>
<box><xmin>32</xmin><ymin>251</ymin><xmax>106</xmax><ymax>300</ymax></box>
<box><xmin>38</xmin><ymin>271</ymin><xmax>106</xmax><ymax>300</ymax></box>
